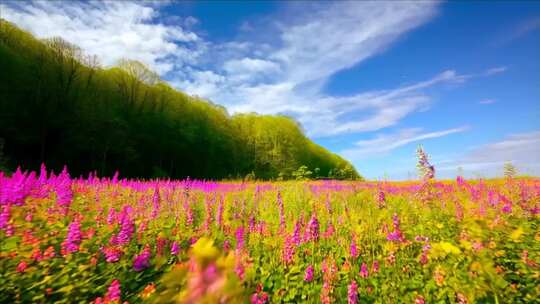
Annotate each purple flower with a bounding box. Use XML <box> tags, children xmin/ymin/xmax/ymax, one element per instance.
<box><xmin>151</xmin><ymin>186</ymin><xmax>160</xmax><ymax>219</ymax></box>
<box><xmin>360</xmin><ymin>262</ymin><xmax>369</xmax><ymax>278</ymax></box>
<box><xmin>305</xmin><ymin>213</ymin><xmax>320</xmax><ymax>242</ymax></box>
<box><xmin>107</xmin><ymin>208</ymin><xmax>116</xmax><ymax>225</ymax></box>
<box><xmin>377</xmin><ymin>190</ymin><xmax>386</xmax><ymax>208</ymax></box>
<box><xmin>235</xmin><ymin>226</ymin><xmax>245</xmax><ymax>251</ymax></box>
<box><xmin>106</xmin><ymin>279</ymin><xmax>121</xmax><ymax>302</ymax></box>
<box><xmin>55</xmin><ymin>167</ymin><xmax>72</xmax><ymax>208</ymax></box>
<box><xmin>63</xmin><ymin>219</ymin><xmax>82</xmax><ymax>253</ymax></box>
<box><xmin>282</xmin><ymin>235</ymin><xmax>295</xmax><ymax>265</ymax></box>
<box><xmin>304</xmin><ymin>265</ymin><xmax>314</xmax><ymax>282</ymax></box>
<box><xmin>0</xmin><ymin>204</ymin><xmax>11</xmax><ymax>230</ymax></box>
<box><xmin>347</xmin><ymin>280</ymin><xmax>358</xmax><ymax>304</ymax></box>
<box><xmin>216</xmin><ymin>197</ymin><xmax>224</xmax><ymax>227</ymax></box>
<box><xmin>102</xmin><ymin>246</ymin><xmax>122</xmax><ymax>263</ymax></box>
<box><xmin>350</xmin><ymin>238</ymin><xmax>359</xmax><ymax>259</ymax></box>
<box><xmin>171</xmin><ymin>241</ymin><xmax>180</xmax><ymax>255</ymax></box>
<box><xmin>372</xmin><ymin>260</ymin><xmax>380</xmax><ymax>273</ymax></box>
<box><xmin>277</xmin><ymin>192</ymin><xmax>285</xmax><ymax>231</ymax></box>
<box><xmin>111</xmin><ymin>206</ymin><xmax>134</xmax><ymax>246</ymax></box>
<box><xmin>325</xmin><ymin>194</ymin><xmax>332</xmax><ymax>214</ymax></box>
<box><xmin>292</xmin><ymin>220</ymin><xmax>302</xmax><ymax>246</ymax></box>
<box><xmin>223</xmin><ymin>239</ymin><xmax>231</xmax><ymax>251</ymax></box>
<box><xmin>133</xmin><ymin>246</ymin><xmax>151</xmax><ymax>271</ymax></box>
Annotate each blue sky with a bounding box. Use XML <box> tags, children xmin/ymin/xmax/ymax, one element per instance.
<box><xmin>2</xmin><ymin>1</ymin><xmax>539</xmax><ymax>179</ymax></box>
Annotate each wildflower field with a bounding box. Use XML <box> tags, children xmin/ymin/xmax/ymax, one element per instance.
<box><xmin>1</xmin><ymin>166</ymin><xmax>539</xmax><ymax>303</ymax></box>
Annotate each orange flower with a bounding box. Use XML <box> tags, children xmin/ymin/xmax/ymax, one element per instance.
<box><xmin>141</xmin><ymin>283</ymin><xmax>156</xmax><ymax>299</ymax></box>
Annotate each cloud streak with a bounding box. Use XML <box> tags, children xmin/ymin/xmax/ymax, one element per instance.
<box><xmin>0</xmin><ymin>1</ymin><xmax>509</xmax><ymax>141</ymax></box>
<box><xmin>341</xmin><ymin>126</ymin><xmax>469</xmax><ymax>160</ymax></box>
<box><xmin>438</xmin><ymin>130</ymin><xmax>540</xmax><ymax>177</ymax></box>
<box><xmin>1</xmin><ymin>0</ymin><xmax>203</xmax><ymax>74</ymax></box>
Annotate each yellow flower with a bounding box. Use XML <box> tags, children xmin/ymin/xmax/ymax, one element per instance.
<box><xmin>510</xmin><ymin>227</ymin><xmax>524</xmax><ymax>242</ymax></box>
<box><xmin>440</xmin><ymin>242</ymin><xmax>461</xmax><ymax>254</ymax></box>
<box><xmin>192</xmin><ymin>237</ymin><xmax>220</xmax><ymax>265</ymax></box>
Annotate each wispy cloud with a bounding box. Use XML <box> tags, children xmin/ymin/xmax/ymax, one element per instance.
<box><xmin>0</xmin><ymin>1</ymin><xmax>507</xmax><ymax>139</ymax></box>
<box><xmin>438</xmin><ymin>130</ymin><xmax>540</xmax><ymax>177</ymax></box>
<box><xmin>483</xmin><ymin>66</ymin><xmax>507</xmax><ymax>76</ymax></box>
<box><xmin>493</xmin><ymin>17</ymin><xmax>540</xmax><ymax>46</ymax></box>
<box><xmin>479</xmin><ymin>99</ymin><xmax>496</xmax><ymax>105</ymax></box>
<box><xmin>341</xmin><ymin>126</ymin><xmax>469</xmax><ymax>160</ymax></box>
<box><xmin>1</xmin><ymin>0</ymin><xmax>204</xmax><ymax>74</ymax></box>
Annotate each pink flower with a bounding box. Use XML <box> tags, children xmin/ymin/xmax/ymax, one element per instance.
<box><xmin>171</xmin><ymin>241</ymin><xmax>180</xmax><ymax>255</ymax></box>
<box><xmin>277</xmin><ymin>192</ymin><xmax>285</xmax><ymax>231</ymax></box>
<box><xmin>304</xmin><ymin>265</ymin><xmax>314</xmax><ymax>282</ymax></box>
<box><xmin>63</xmin><ymin>219</ymin><xmax>82</xmax><ymax>254</ymax></box>
<box><xmin>251</xmin><ymin>284</ymin><xmax>269</xmax><ymax>304</ymax></box>
<box><xmin>235</xmin><ymin>226</ymin><xmax>245</xmax><ymax>251</ymax></box>
<box><xmin>360</xmin><ymin>262</ymin><xmax>369</xmax><ymax>278</ymax></box>
<box><xmin>133</xmin><ymin>246</ymin><xmax>151</xmax><ymax>271</ymax></box>
<box><xmin>347</xmin><ymin>280</ymin><xmax>358</xmax><ymax>304</ymax></box>
<box><xmin>292</xmin><ymin>220</ymin><xmax>302</xmax><ymax>246</ymax></box>
<box><xmin>282</xmin><ymin>235</ymin><xmax>295</xmax><ymax>265</ymax></box>
<box><xmin>305</xmin><ymin>213</ymin><xmax>320</xmax><ymax>242</ymax></box>
<box><xmin>372</xmin><ymin>260</ymin><xmax>379</xmax><ymax>273</ymax></box>
<box><xmin>102</xmin><ymin>246</ymin><xmax>123</xmax><ymax>263</ymax></box>
<box><xmin>350</xmin><ymin>238</ymin><xmax>359</xmax><ymax>259</ymax></box>
<box><xmin>105</xmin><ymin>279</ymin><xmax>121</xmax><ymax>302</ymax></box>
<box><xmin>16</xmin><ymin>260</ymin><xmax>28</xmax><ymax>273</ymax></box>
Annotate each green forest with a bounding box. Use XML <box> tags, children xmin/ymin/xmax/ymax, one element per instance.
<box><xmin>0</xmin><ymin>20</ymin><xmax>359</xmax><ymax>180</ymax></box>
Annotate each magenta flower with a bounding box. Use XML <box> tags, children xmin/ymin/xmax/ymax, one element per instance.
<box><xmin>305</xmin><ymin>213</ymin><xmax>320</xmax><ymax>242</ymax></box>
<box><xmin>216</xmin><ymin>197</ymin><xmax>224</xmax><ymax>227</ymax></box>
<box><xmin>377</xmin><ymin>190</ymin><xmax>386</xmax><ymax>208</ymax></box>
<box><xmin>282</xmin><ymin>235</ymin><xmax>295</xmax><ymax>265</ymax></box>
<box><xmin>304</xmin><ymin>265</ymin><xmax>314</xmax><ymax>282</ymax></box>
<box><xmin>106</xmin><ymin>279</ymin><xmax>121</xmax><ymax>302</ymax></box>
<box><xmin>360</xmin><ymin>262</ymin><xmax>369</xmax><ymax>278</ymax></box>
<box><xmin>101</xmin><ymin>246</ymin><xmax>123</xmax><ymax>263</ymax></box>
<box><xmin>151</xmin><ymin>186</ymin><xmax>160</xmax><ymax>219</ymax></box>
<box><xmin>63</xmin><ymin>219</ymin><xmax>82</xmax><ymax>254</ymax></box>
<box><xmin>0</xmin><ymin>204</ymin><xmax>11</xmax><ymax>230</ymax></box>
<box><xmin>171</xmin><ymin>241</ymin><xmax>180</xmax><ymax>255</ymax></box>
<box><xmin>277</xmin><ymin>192</ymin><xmax>285</xmax><ymax>231</ymax></box>
<box><xmin>350</xmin><ymin>238</ymin><xmax>359</xmax><ymax>259</ymax></box>
<box><xmin>372</xmin><ymin>260</ymin><xmax>380</xmax><ymax>273</ymax></box>
<box><xmin>235</xmin><ymin>226</ymin><xmax>245</xmax><ymax>251</ymax></box>
<box><xmin>292</xmin><ymin>220</ymin><xmax>302</xmax><ymax>246</ymax></box>
<box><xmin>347</xmin><ymin>280</ymin><xmax>358</xmax><ymax>304</ymax></box>
<box><xmin>223</xmin><ymin>239</ymin><xmax>231</xmax><ymax>251</ymax></box>
<box><xmin>111</xmin><ymin>207</ymin><xmax>134</xmax><ymax>246</ymax></box>
<box><xmin>55</xmin><ymin>167</ymin><xmax>72</xmax><ymax>209</ymax></box>
<box><xmin>16</xmin><ymin>260</ymin><xmax>28</xmax><ymax>273</ymax></box>
<box><xmin>133</xmin><ymin>246</ymin><xmax>151</xmax><ymax>271</ymax></box>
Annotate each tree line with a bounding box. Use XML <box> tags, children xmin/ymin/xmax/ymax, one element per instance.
<box><xmin>0</xmin><ymin>20</ymin><xmax>360</xmax><ymax>180</ymax></box>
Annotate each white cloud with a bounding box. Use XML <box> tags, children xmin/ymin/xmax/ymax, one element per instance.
<box><xmin>341</xmin><ymin>126</ymin><xmax>469</xmax><ymax>160</ymax></box>
<box><xmin>169</xmin><ymin>2</ymin><xmax>444</xmax><ymax>136</ymax></box>
<box><xmin>479</xmin><ymin>99</ymin><xmax>496</xmax><ymax>105</ymax></box>
<box><xmin>484</xmin><ymin>66</ymin><xmax>507</xmax><ymax>76</ymax></box>
<box><xmin>493</xmin><ymin>17</ymin><xmax>540</xmax><ymax>46</ymax></box>
<box><xmin>1</xmin><ymin>1</ymin><xmax>507</xmax><ymax>139</ymax></box>
<box><xmin>270</xmin><ymin>2</ymin><xmax>438</xmax><ymax>84</ymax></box>
<box><xmin>1</xmin><ymin>0</ymin><xmax>202</xmax><ymax>74</ymax></box>
<box><xmin>438</xmin><ymin>130</ymin><xmax>540</xmax><ymax>177</ymax></box>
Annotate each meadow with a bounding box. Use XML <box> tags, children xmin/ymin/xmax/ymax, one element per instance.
<box><xmin>0</xmin><ymin>165</ymin><xmax>539</xmax><ymax>303</ymax></box>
